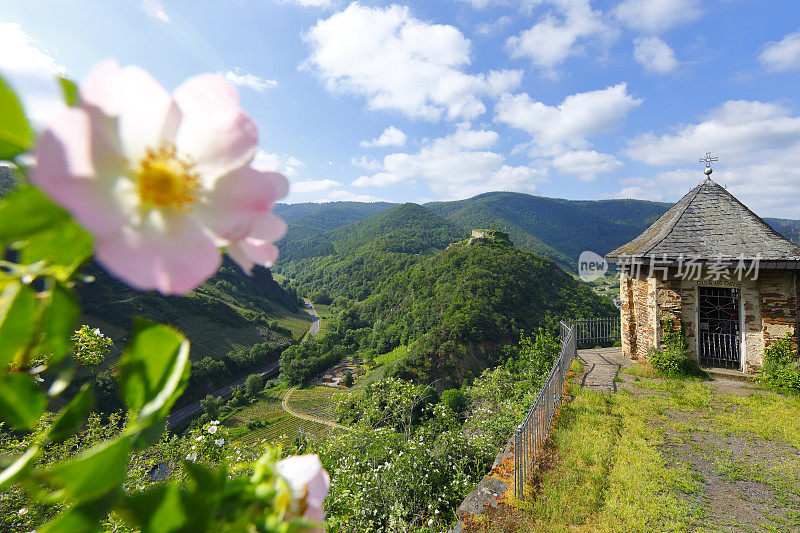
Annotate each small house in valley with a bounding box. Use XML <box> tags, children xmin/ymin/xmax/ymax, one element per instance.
<box><xmin>605</xmin><ymin>169</ymin><xmax>800</xmax><ymax>373</ymax></box>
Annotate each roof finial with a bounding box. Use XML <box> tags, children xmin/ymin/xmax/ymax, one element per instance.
<box><xmin>699</xmin><ymin>152</ymin><xmax>718</xmax><ymax>176</ymax></box>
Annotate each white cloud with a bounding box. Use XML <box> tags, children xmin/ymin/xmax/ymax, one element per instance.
<box><xmin>456</xmin><ymin>0</ymin><xmax>497</xmax><ymax>8</ymax></box>
<box><xmin>350</xmin><ymin>156</ymin><xmax>382</xmax><ymax>171</ymax></box>
<box><xmin>253</xmin><ymin>150</ymin><xmax>305</xmax><ymax>177</ymax></box>
<box><xmin>505</xmin><ymin>0</ymin><xmax>614</xmax><ymax>71</ymax></box>
<box><xmin>495</xmin><ymin>83</ymin><xmax>642</xmax><ymax>150</ymax></box>
<box><xmin>304</xmin><ymin>3</ymin><xmax>522</xmax><ymax>120</ymax></box>
<box><xmin>614</xmin><ymin>176</ymin><xmax>664</xmax><ymax>201</ymax></box>
<box><xmin>292</xmin><ymin>179</ymin><xmax>340</xmax><ymax>193</ymax></box>
<box><xmin>551</xmin><ymin>150</ymin><xmax>622</xmax><ymax>180</ymax></box>
<box><xmin>614</xmin><ymin>0</ymin><xmax>701</xmax><ymax>33</ymax></box>
<box><xmin>353</xmin><ymin>124</ymin><xmax>546</xmax><ymax>199</ymax></box>
<box><xmin>279</xmin><ymin>0</ymin><xmax>334</xmax><ymax>7</ymax></box>
<box><xmin>759</xmin><ymin>30</ymin><xmax>800</xmax><ymax>73</ymax></box>
<box><xmin>316</xmin><ymin>190</ymin><xmax>388</xmax><ymax>203</ymax></box>
<box><xmin>625</xmin><ymin>100</ymin><xmax>800</xmax><ymax>166</ymax></box>
<box><xmin>476</xmin><ymin>16</ymin><xmax>513</xmax><ymax>37</ymax></box>
<box><xmin>142</xmin><ymin>0</ymin><xmax>170</xmax><ymax>22</ymax></box>
<box><xmin>221</xmin><ymin>68</ymin><xmax>278</xmax><ymax>92</ymax></box>
<box><xmin>633</xmin><ymin>36</ymin><xmax>678</xmax><ymax>74</ymax></box>
<box><xmin>360</xmin><ymin>126</ymin><xmax>407</xmax><ymax>148</ymax></box>
<box><xmin>0</xmin><ymin>23</ymin><xmax>66</xmax><ymax>126</ymax></box>
<box><xmin>624</xmin><ymin>100</ymin><xmax>800</xmax><ymax>217</ymax></box>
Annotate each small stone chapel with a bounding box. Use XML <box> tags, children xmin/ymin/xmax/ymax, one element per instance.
<box><xmin>605</xmin><ymin>163</ymin><xmax>800</xmax><ymax>373</ymax></box>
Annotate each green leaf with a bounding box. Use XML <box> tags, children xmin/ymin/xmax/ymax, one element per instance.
<box><xmin>0</xmin><ymin>373</ymin><xmax>46</xmax><ymax>429</ymax></box>
<box><xmin>0</xmin><ymin>75</ymin><xmax>33</xmax><ymax>161</ymax></box>
<box><xmin>58</xmin><ymin>77</ymin><xmax>79</xmax><ymax>107</ymax></box>
<box><xmin>117</xmin><ymin>464</ymin><xmax>224</xmax><ymax>532</ymax></box>
<box><xmin>0</xmin><ymin>186</ymin><xmax>93</xmax><ymax>276</ymax></box>
<box><xmin>118</xmin><ymin>321</ymin><xmax>190</xmax><ymax>425</ymax></box>
<box><xmin>39</xmin><ymin>491</ymin><xmax>119</xmax><ymax>533</ymax></box>
<box><xmin>39</xmin><ymin>283</ymin><xmax>80</xmax><ymax>364</ymax></box>
<box><xmin>118</xmin><ymin>484</ymin><xmax>191</xmax><ymax>533</ymax></box>
<box><xmin>0</xmin><ymin>282</ymin><xmax>39</xmax><ymax>368</ymax></box>
<box><xmin>0</xmin><ymin>186</ymin><xmax>70</xmax><ymax>245</ymax></box>
<box><xmin>36</xmin><ymin>437</ymin><xmax>131</xmax><ymax>504</ymax></box>
<box><xmin>0</xmin><ymin>443</ymin><xmax>39</xmax><ymax>491</ymax></box>
<box><xmin>20</xmin><ymin>218</ymin><xmax>93</xmax><ymax>279</ymax></box>
<box><xmin>46</xmin><ymin>384</ymin><xmax>94</xmax><ymax>444</ymax></box>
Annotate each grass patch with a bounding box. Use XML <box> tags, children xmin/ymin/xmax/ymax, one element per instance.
<box><xmin>272</xmin><ymin>307</ymin><xmax>312</xmax><ymax>340</ymax></box>
<box><xmin>312</xmin><ymin>303</ymin><xmax>332</xmax><ymax>335</ymax></box>
<box><xmin>514</xmin><ymin>372</ymin><xmax>800</xmax><ymax>531</ymax></box>
<box><xmin>522</xmin><ymin>388</ymin><xmax>701</xmax><ymax>532</ymax></box>
<box><xmin>620</xmin><ymin>362</ymin><xmax>659</xmax><ymax>379</ymax></box>
<box><xmin>356</xmin><ymin>345</ymin><xmax>411</xmax><ymax>389</ymax></box>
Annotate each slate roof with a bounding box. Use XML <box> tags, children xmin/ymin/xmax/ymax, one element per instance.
<box><xmin>606</xmin><ymin>177</ymin><xmax>800</xmax><ymax>267</ymax></box>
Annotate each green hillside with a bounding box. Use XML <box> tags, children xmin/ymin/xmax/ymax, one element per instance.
<box><xmin>327</xmin><ymin>202</ymin><xmax>465</xmax><ymax>255</ymax></box>
<box><xmin>77</xmin><ymin>257</ymin><xmax>310</xmax><ymax>409</ymax></box>
<box><xmin>274</xmin><ymin>201</ymin><xmax>394</xmax><ymax>260</ymax></box>
<box><xmin>277</xmin><ymin>204</ymin><xmax>465</xmax><ymax>300</ymax></box>
<box><xmin>273</xmin><ymin>200</ymin><xmax>393</xmax><ymax>226</ymax></box>
<box><xmin>277</xmin><ymin>202</ymin><xmax>463</xmax><ymax>262</ymax></box>
<box><xmin>766</xmin><ymin>217</ymin><xmax>800</xmax><ymax>244</ymax></box>
<box><xmin>281</xmin><ymin>233</ymin><xmax>615</xmax><ymax>387</ymax></box>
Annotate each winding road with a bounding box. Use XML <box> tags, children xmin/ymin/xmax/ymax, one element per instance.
<box><xmin>166</xmin><ymin>362</ymin><xmax>281</xmax><ymax>429</ymax></box>
<box><xmin>166</xmin><ymin>300</ymin><xmax>322</xmax><ymax>430</ymax></box>
<box><xmin>301</xmin><ymin>299</ymin><xmax>320</xmax><ymax>342</ymax></box>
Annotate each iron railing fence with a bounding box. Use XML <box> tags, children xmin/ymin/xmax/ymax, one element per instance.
<box><xmin>514</xmin><ymin>317</ymin><xmax>620</xmax><ymax>498</ymax></box>
<box><xmin>699</xmin><ymin>331</ymin><xmax>740</xmax><ymax>369</ymax></box>
<box><xmin>562</xmin><ymin>317</ymin><xmax>621</xmax><ymax>347</ymax></box>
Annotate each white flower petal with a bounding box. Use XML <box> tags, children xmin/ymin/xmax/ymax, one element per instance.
<box><xmin>94</xmin><ymin>211</ymin><xmax>221</xmax><ymax>294</ymax></box>
<box><xmin>173</xmin><ymin>74</ymin><xmax>258</xmax><ymax>183</ymax></box>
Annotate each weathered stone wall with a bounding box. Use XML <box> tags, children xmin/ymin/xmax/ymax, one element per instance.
<box><xmin>619</xmin><ymin>269</ymin><xmax>657</xmax><ymax>360</ymax></box>
<box><xmin>760</xmin><ymin>270</ymin><xmax>799</xmax><ymax>358</ymax></box>
<box><xmin>655</xmin><ymin>274</ymin><xmax>682</xmax><ymax>347</ymax></box>
<box><xmin>618</xmin><ymin>267</ymin><xmax>799</xmax><ymax>373</ymax></box>
<box><xmin>679</xmin><ymin>279</ymin><xmax>698</xmax><ymax>363</ymax></box>
<box><xmin>619</xmin><ymin>270</ymin><xmax>634</xmax><ymax>359</ymax></box>
<box><xmin>741</xmin><ymin>277</ymin><xmax>763</xmax><ymax>373</ymax></box>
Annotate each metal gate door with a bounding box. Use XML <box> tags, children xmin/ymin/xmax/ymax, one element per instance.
<box><xmin>698</xmin><ymin>286</ymin><xmax>741</xmax><ymax>369</ymax></box>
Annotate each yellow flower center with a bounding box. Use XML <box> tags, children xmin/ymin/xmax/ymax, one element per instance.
<box><xmin>136</xmin><ymin>144</ymin><xmax>200</xmax><ymax>212</ymax></box>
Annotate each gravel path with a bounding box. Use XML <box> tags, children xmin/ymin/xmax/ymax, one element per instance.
<box><xmin>576</xmin><ymin>347</ymin><xmax>628</xmax><ymax>392</ymax></box>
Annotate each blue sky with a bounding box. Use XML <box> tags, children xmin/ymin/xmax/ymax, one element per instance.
<box><xmin>2</xmin><ymin>0</ymin><xmax>800</xmax><ymax>217</ymax></box>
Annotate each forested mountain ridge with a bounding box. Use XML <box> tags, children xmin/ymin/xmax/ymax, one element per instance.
<box><xmin>275</xmin><ymin>192</ymin><xmax>800</xmax><ymax>272</ymax></box>
<box><xmin>277</xmin><ymin>202</ymin><xmax>465</xmax><ymax>262</ymax></box>
<box><xmin>273</xmin><ymin>201</ymin><xmax>394</xmax><ymax>260</ymax></box>
<box><xmin>426</xmin><ymin>192</ymin><xmax>670</xmax><ymax>270</ymax></box>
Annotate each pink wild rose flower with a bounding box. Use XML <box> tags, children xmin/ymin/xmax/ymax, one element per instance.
<box><xmin>275</xmin><ymin>454</ymin><xmax>330</xmax><ymax>528</ymax></box>
<box><xmin>32</xmin><ymin>60</ymin><xmax>288</xmax><ymax>294</ymax></box>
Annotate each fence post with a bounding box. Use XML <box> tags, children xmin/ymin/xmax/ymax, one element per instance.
<box><xmin>513</xmin><ymin>317</ymin><xmax>619</xmax><ymax>498</ymax></box>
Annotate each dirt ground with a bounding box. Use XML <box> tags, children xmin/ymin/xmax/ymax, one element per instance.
<box><xmin>616</xmin><ymin>373</ymin><xmax>800</xmax><ymax>532</ymax></box>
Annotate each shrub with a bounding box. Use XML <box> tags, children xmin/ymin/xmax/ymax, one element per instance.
<box><xmin>649</xmin><ymin>346</ymin><xmax>692</xmax><ymax>376</ymax></box>
<box><xmin>440</xmin><ymin>388</ymin><xmax>468</xmax><ymax>417</ymax></box>
<box><xmin>649</xmin><ymin>319</ymin><xmax>693</xmax><ymax>377</ymax></box>
<box><xmin>245</xmin><ymin>373</ymin><xmax>264</xmax><ymax>397</ymax></box>
<box><xmin>200</xmin><ymin>394</ymin><xmax>223</xmax><ymax>419</ymax></box>
<box><xmin>759</xmin><ymin>334</ymin><xmax>800</xmax><ymax>393</ymax></box>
